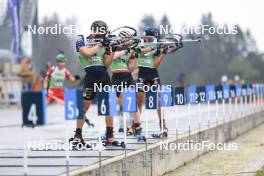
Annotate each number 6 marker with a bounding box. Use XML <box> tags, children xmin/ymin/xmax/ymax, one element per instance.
<box><xmin>97</xmin><ymin>89</ymin><xmax>118</xmax><ymax>116</ymax></box>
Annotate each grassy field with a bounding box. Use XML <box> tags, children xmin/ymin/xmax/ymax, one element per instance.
<box><xmin>256</xmin><ymin>166</ymin><xmax>264</xmax><ymax>176</ymax></box>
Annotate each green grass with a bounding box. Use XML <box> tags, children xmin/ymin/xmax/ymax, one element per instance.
<box><xmin>256</xmin><ymin>166</ymin><xmax>264</xmax><ymax>176</ymax></box>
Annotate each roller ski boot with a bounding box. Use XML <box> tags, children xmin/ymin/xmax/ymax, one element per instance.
<box><xmin>102</xmin><ymin>129</ymin><xmax>125</xmax><ymax>149</ymax></box>
<box><xmin>69</xmin><ymin>129</ymin><xmax>91</xmax><ymax>150</ymax></box>
<box><xmin>134</xmin><ymin>126</ymin><xmax>146</xmax><ymax>142</ymax></box>
<box><xmin>118</xmin><ymin>126</ymin><xmax>134</xmax><ymax>136</ymax></box>
<box><xmin>152</xmin><ymin>119</ymin><xmax>168</xmax><ymax>138</ymax></box>
<box><xmin>126</xmin><ymin>126</ymin><xmax>134</xmax><ymax>136</ymax></box>
<box><xmin>151</xmin><ymin>130</ymin><xmax>168</xmax><ymax>138</ymax></box>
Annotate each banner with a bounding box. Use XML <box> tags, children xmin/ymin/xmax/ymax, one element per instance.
<box><xmin>8</xmin><ymin>0</ymin><xmax>21</xmax><ymax>57</ymax></box>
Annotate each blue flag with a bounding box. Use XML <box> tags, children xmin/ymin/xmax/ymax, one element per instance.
<box><xmin>8</xmin><ymin>0</ymin><xmax>21</xmax><ymax>57</ymax></box>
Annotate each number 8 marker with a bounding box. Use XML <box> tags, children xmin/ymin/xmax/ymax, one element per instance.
<box><xmin>146</xmin><ymin>89</ymin><xmax>158</xmax><ymax>109</ymax></box>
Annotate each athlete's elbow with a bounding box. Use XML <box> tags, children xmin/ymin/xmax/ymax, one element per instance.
<box><xmin>154</xmin><ymin>61</ymin><xmax>161</xmax><ymax>68</ymax></box>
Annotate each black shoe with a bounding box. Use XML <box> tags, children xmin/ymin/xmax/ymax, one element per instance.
<box><xmin>152</xmin><ymin>130</ymin><xmax>168</xmax><ymax>138</ymax></box>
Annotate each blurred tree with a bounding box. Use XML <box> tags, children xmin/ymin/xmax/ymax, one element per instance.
<box><xmin>160</xmin><ymin>14</ymin><xmax>172</xmax><ymax>38</ymax></box>
<box><xmin>246</xmin><ymin>52</ymin><xmax>264</xmax><ymax>82</ymax></box>
<box><xmin>138</xmin><ymin>14</ymin><xmax>156</xmax><ymax>34</ymax></box>
<box><xmin>35</xmin><ymin>12</ymin><xmax>264</xmax><ymax>87</ymax></box>
<box><xmin>227</xmin><ymin>58</ymin><xmax>260</xmax><ymax>82</ymax></box>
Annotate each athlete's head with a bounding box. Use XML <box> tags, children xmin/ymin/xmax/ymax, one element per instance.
<box><xmin>91</xmin><ymin>20</ymin><xmax>108</xmax><ymax>38</ymax></box>
<box><xmin>55</xmin><ymin>54</ymin><xmax>66</xmax><ymax>68</ymax></box>
<box><xmin>144</xmin><ymin>27</ymin><xmax>160</xmax><ymax>41</ymax></box>
<box><xmin>118</xmin><ymin>29</ymin><xmax>134</xmax><ymax>47</ymax></box>
<box><xmin>118</xmin><ymin>30</ymin><xmax>134</xmax><ymax>38</ymax></box>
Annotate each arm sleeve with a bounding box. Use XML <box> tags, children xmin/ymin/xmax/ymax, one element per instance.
<box><xmin>44</xmin><ymin>67</ymin><xmax>54</xmax><ymax>81</ymax></box>
<box><xmin>65</xmin><ymin>69</ymin><xmax>74</xmax><ymax>80</ymax></box>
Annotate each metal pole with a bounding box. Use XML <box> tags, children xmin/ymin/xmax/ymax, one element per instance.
<box><xmin>175</xmin><ymin>106</ymin><xmax>179</xmax><ymax>153</ymax></box>
<box><xmin>160</xmin><ymin>107</ymin><xmax>165</xmax><ymax>159</ymax></box>
<box><xmin>222</xmin><ymin>98</ymin><xmax>225</xmax><ymax>123</ymax></box>
<box><xmin>234</xmin><ymin>97</ymin><xmax>238</xmax><ymax>119</ymax></box>
<box><xmin>123</xmin><ymin>113</ymin><xmax>127</xmax><ymax>176</ymax></box>
<box><xmin>144</xmin><ymin>109</ymin><xmax>149</xmax><ymax>167</ymax></box>
<box><xmin>65</xmin><ymin>121</ymin><xmax>70</xmax><ymax>176</ymax></box>
<box><xmin>215</xmin><ymin>100</ymin><xmax>218</xmax><ymax>125</ymax></box>
<box><xmin>23</xmin><ymin>128</ymin><xmax>28</xmax><ymax>176</ymax></box>
<box><xmin>198</xmin><ymin>103</ymin><xmax>201</xmax><ymax>131</ymax></box>
<box><xmin>98</xmin><ymin>126</ymin><xmax>103</xmax><ymax>176</ymax></box>
<box><xmin>229</xmin><ymin>98</ymin><xmax>232</xmax><ymax>122</ymax></box>
<box><xmin>240</xmin><ymin>96</ymin><xmax>243</xmax><ymax>118</ymax></box>
<box><xmin>188</xmin><ymin>103</ymin><xmax>191</xmax><ymax>145</ymax></box>
<box><xmin>207</xmin><ymin>100</ymin><xmax>210</xmax><ymax>129</ymax></box>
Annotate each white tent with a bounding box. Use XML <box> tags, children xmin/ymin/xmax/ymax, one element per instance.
<box><xmin>0</xmin><ymin>49</ymin><xmax>17</xmax><ymax>63</ymax></box>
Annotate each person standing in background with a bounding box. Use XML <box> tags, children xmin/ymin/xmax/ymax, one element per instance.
<box><xmin>18</xmin><ymin>56</ymin><xmax>37</xmax><ymax>91</ymax></box>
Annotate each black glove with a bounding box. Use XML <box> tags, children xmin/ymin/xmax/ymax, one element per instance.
<box><xmin>100</xmin><ymin>37</ymin><xmax>111</xmax><ymax>47</ymax></box>
<box><xmin>176</xmin><ymin>40</ymin><xmax>183</xmax><ymax>48</ymax></box>
<box><xmin>111</xmin><ymin>46</ymin><xmax>118</xmax><ymax>52</ymax></box>
<box><xmin>129</xmin><ymin>46</ymin><xmax>141</xmax><ymax>54</ymax></box>
<box><xmin>157</xmin><ymin>43</ymin><xmax>165</xmax><ymax>50</ymax></box>
<box><xmin>110</xmin><ymin>39</ymin><xmax>121</xmax><ymax>47</ymax></box>
<box><xmin>162</xmin><ymin>46</ymin><xmax>169</xmax><ymax>54</ymax></box>
<box><xmin>155</xmin><ymin>49</ymin><xmax>162</xmax><ymax>56</ymax></box>
<box><xmin>74</xmin><ymin>75</ymin><xmax>81</xmax><ymax>80</ymax></box>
